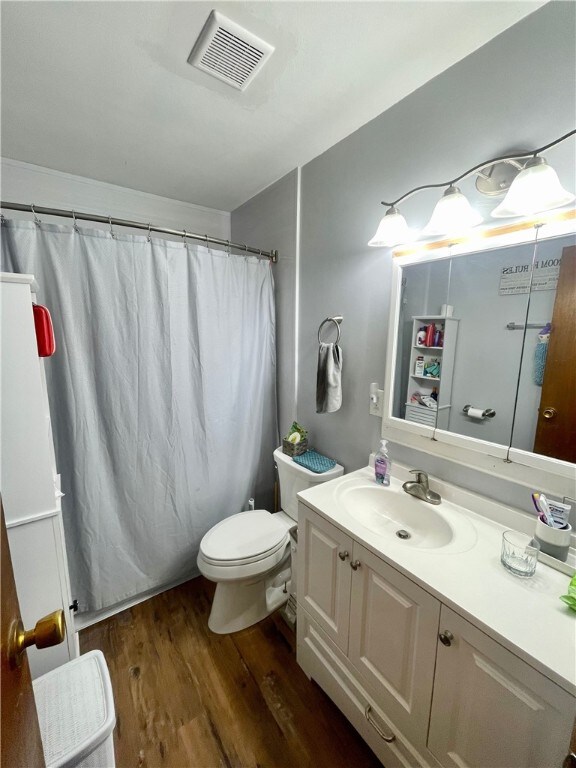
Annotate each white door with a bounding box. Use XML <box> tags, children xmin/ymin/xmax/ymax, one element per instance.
<box><xmin>297</xmin><ymin>504</ymin><xmax>353</xmax><ymax>652</ymax></box>
<box><xmin>348</xmin><ymin>544</ymin><xmax>440</xmax><ymax>750</ymax></box>
<box><xmin>428</xmin><ymin>606</ymin><xmax>575</xmax><ymax>768</ymax></box>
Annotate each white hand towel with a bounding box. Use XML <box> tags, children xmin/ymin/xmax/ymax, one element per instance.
<box><xmin>316</xmin><ymin>342</ymin><xmax>343</xmax><ymax>413</ymax></box>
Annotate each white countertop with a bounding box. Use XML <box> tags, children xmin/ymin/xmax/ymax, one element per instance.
<box><xmin>298</xmin><ymin>464</ymin><xmax>576</xmax><ymax>697</ymax></box>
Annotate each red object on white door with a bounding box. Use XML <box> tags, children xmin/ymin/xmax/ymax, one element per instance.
<box><xmin>32</xmin><ymin>304</ymin><xmax>56</xmax><ymax>357</ymax></box>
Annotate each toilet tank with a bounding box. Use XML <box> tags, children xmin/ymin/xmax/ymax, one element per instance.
<box><xmin>273</xmin><ymin>447</ymin><xmax>344</xmax><ymax>522</ymax></box>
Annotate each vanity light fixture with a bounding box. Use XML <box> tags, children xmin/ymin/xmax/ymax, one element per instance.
<box><xmin>368</xmin><ymin>129</ymin><xmax>576</xmax><ymax>248</ymax></box>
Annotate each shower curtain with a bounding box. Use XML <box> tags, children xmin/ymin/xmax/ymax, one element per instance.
<box><xmin>1</xmin><ymin>219</ymin><xmax>278</xmax><ymax>612</ymax></box>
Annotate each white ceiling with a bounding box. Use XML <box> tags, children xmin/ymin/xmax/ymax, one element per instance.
<box><xmin>1</xmin><ymin>1</ymin><xmax>545</xmax><ymax>212</ymax></box>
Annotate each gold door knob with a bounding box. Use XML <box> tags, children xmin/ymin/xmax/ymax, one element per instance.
<box><xmin>8</xmin><ymin>609</ymin><xmax>66</xmax><ymax>669</ymax></box>
<box><xmin>542</xmin><ymin>407</ymin><xmax>557</xmax><ymax>420</ymax></box>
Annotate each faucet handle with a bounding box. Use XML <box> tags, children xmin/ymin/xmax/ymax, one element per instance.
<box><xmin>409</xmin><ymin>469</ymin><xmax>429</xmax><ymax>487</ymax></box>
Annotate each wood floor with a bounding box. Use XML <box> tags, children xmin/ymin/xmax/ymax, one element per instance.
<box><xmin>80</xmin><ymin>577</ymin><xmax>381</xmax><ymax>768</ymax></box>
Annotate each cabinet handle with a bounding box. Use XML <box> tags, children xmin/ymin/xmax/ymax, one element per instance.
<box><xmin>350</xmin><ymin>560</ymin><xmax>361</xmax><ymax>570</ymax></box>
<box><xmin>439</xmin><ymin>630</ymin><xmax>454</xmax><ymax>647</ymax></box>
<box><xmin>365</xmin><ymin>705</ymin><xmax>396</xmax><ymax>743</ymax></box>
<box><xmin>338</xmin><ymin>551</ymin><xmax>349</xmax><ymax>561</ymax></box>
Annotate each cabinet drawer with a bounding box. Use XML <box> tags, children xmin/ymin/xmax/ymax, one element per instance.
<box><xmin>428</xmin><ymin>606</ymin><xmax>576</xmax><ymax>768</ymax></box>
<box><xmin>405</xmin><ymin>404</ymin><xmax>437</xmax><ymax>427</ymax></box>
<box><xmin>298</xmin><ymin>608</ymin><xmax>437</xmax><ymax>768</ymax></box>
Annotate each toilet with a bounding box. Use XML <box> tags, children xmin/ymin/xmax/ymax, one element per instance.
<box><xmin>197</xmin><ymin>446</ymin><xmax>344</xmax><ymax>634</ymax></box>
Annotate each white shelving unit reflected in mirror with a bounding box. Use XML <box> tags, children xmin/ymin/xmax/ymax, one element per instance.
<box><xmin>405</xmin><ymin>315</ymin><xmax>459</xmax><ymax>430</ymax></box>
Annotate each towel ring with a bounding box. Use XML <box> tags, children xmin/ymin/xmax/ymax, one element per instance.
<box><xmin>318</xmin><ymin>316</ymin><xmax>343</xmax><ymax>344</ymax></box>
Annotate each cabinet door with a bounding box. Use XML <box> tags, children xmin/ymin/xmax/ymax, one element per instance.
<box><xmin>348</xmin><ymin>544</ymin><xmax>441</xmax><ymax>748</ymax></box>
<box><xmin>297</xmin><ymin>503</ymin><xmax>353</xmax><ymax>652</ymax></box>
<box><xmin>428</xmin><ymin>606</ymin><xmax>576</xmax><ymax>768</ymax></box>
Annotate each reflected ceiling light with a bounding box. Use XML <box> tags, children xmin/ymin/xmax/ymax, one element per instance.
<box><xmin>422</xmin><ymin>185</ymin><xmax>483</xmax><ymax>237</ymax></box>
<box><xmin>367</xmin><ymin>129</ymin><xmax>576</xmax><ymax>248</ymax></box>
<box><xmin>491</xmin><ymin>156</ymin><xmax>575</xmax><ymax>217</ymax></box>
<box><xmin>367</xmin><ymin>206</ymin><xmax>412</xmax><ymax>247</ymax></box>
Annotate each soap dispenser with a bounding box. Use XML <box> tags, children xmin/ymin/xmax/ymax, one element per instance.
<box><xmin>375</xmin><ymin>440</ymin><xmax>391</xmax><ymax>486</ymax></box>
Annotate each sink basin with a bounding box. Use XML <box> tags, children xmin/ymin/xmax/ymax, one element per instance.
<box><xmin>334</xmin><ymin>478</ymin><xmax>477</xmax><ymax>552</ymax></box>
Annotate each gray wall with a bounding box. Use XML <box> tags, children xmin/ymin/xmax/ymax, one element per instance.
<box><xmin>297</xmin><ymin>2</ymin><xmax>575</xmax><ymax>474</ymax></box>
<box><xmin>232</xmin><ymin>169</ymin><xmax>299</xmax><ymax>441</ymax></box>
<box><xmin>233</xmin><ymin>3</ymin><xmax>576</xmax><ymax>510</ymax></box>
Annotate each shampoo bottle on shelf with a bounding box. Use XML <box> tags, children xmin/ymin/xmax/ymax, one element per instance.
<box><xmin>375</xmin><ymin>440</ymin><xmax>392</xmax><ymax>486</ymax></box>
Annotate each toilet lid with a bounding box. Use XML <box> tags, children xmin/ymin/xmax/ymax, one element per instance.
<box><xmin>200</xmin><ymin>511</ymin><xmax>289</xmax><ymax>563</ymax></box>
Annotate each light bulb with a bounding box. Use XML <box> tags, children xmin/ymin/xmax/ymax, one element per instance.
<box><xmin>422</xmin><ymin>186</ymin><xmax>483</xmax><ymax>237</ymax></box>
<box><xmin>368</xmin><ymin>207</ymin><xmax>413</xmax><ymax>247</ymax></box>
<box><xmin>491</xmin><ymin>156</ymin><xmax>575</xmax><ymax>217</ymax></box>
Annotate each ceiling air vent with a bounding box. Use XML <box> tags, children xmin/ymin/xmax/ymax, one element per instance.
<box><xmin>187</xmin><ymin>11</ymin><xmax>274</xmax><ymax>91</ymax></box>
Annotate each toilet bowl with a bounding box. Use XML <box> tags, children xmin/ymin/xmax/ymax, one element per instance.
<box><xmin>197</xmin><ymin>447</ymin><xmax>344</xmax><ymax>634</ymax></box>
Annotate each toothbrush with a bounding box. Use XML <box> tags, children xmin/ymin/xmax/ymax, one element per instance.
<box><xmin>532</xmin><ymin>492</ymin><xmax>554</xmax><ymax>526</ymax></box>
<box><xmin>538</xmin><ymin>494</ymin><xmax>557</xmax><ymax>528</ymax></box>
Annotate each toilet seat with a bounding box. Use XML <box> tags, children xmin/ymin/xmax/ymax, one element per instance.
<box><xmin>199</xmin><ymin>510</ymin><xmax>290</xmax><ymax>567</ymax></box>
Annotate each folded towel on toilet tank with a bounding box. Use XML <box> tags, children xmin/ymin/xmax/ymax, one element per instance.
<box><xmin>293</xmin><ymin>450</ymin><xmax>337</xmax><ymax>473</ymax></box>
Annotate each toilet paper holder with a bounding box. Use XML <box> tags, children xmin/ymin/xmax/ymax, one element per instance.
<box><xmin>463</xmin><ymin>404</ymin><xmax>496</xmax><ymax>419</ymax></box>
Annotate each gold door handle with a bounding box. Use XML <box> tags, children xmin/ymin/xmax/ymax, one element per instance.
<box><xmin>543</xmin><ymin>407</ymin><xmax>557</xmax><ymax>420</ymax></box>
<box><xmin>8</xmin><ymin>609</ymin><xmax>66</xmax><ymax>669</ymax></box>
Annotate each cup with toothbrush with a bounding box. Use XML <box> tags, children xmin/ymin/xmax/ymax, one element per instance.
<box><xmin>532</xmin><ymin>492</ymin><xmax>572</xmax><ymax>563</ymax></box>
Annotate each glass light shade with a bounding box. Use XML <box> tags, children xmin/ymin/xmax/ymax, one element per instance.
<box><xmin>422</xmin><ymin>185</ymin><xmax>483</xmax><ymax>237</ymax></box>
<box><xmin>368</xmin><ymin>207</ymin><xmax>412</xmax><ymax>247</ymax></box>
<box><xmin>491</xmin><ymin>156</ymin><xmax>575</xmax><ymax>218</ymax></box>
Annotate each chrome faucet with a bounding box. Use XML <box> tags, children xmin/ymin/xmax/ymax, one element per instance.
<box><xmin>402</xmin><ymin>470</ymin><xmax>441</xmax><ymax>505</ymax></box>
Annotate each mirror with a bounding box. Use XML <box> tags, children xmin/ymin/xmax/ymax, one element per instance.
<box><xmin>388</xmin><ymin>219</ymin><xmax>576</xmax><ymax>470</ymax></box>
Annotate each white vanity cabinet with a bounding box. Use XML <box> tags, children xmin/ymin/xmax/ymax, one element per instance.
<box><xmin>297</xmin><ymin>500</ymin><xmax>576</xmax><ymax>768</ymax></box>
<box><xmin>298</xmin><ymin>503</ymin><xmax>442</xmax><ymax>765</ymax></box>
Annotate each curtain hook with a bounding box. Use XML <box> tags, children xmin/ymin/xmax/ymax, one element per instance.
<box><xmin>244</xmin><ymin>243</ymin><xmax>248</xmax><ymax>258</ymax></box>
<box><xmin>226</xmin><ymin>239</ymin><xmax>231</xmax><ymax>256</ymax></box>
<box><xmin>108</xmin><ymin>216</ymin><xmax>115</xmax><ymax>239</ymax></box>
<box><xmin>72</xmin><ymin>210</ymin><xmax>79</xmax><ymax>233</ymax></box>
<box><xmin>182</xmin><ymin>229</ymin><xmax>188</xmax><ymax>246</ymax></box>
<box><xmin>1</xmin><ymin>213</ymin><xmax>6</xmax><ymax>226</ymax></box>
<box><xmin>147</xmin><ymin>223</ymin><xmax>152</xmax><ymax>243</ymax></box>
<box><xmin>31</xmin><ymin>204</ymin><xmax>41</xmax><ymax>226</ymax></box>
<box><xmin>205</xmin><ymin>234</ymin><xmax>210</xmax><ymax>249</ymax></box>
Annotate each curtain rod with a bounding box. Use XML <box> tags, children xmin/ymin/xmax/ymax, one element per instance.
<box><xmin>0</xmin><ymin>201</ymin><xmax>279</xmax><ymax>263</ymax></box>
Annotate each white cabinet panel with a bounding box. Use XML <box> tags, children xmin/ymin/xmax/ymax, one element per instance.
<box><xmin>7</xmin><ymin>516</ymin><xmax>76</xmax><ymax>677</ymax></box>
<box><xmin>428</xmin><ymin>606</ymin><xmax>575</xmax><ymax>768</ymax></box>
<box><xmin>1</xmin><ymin>278</ymin><xmax>57</xmax><ymax>522</ymax></box>
<box><xmin>297</xmin><ymin>503</ymin><xmax>353</xmax><ymax>652</ymax></box>
<box><xmin>349</xmin><ymin>545</ymin><xmax>440</xmax><ymax>748</ymax></box>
